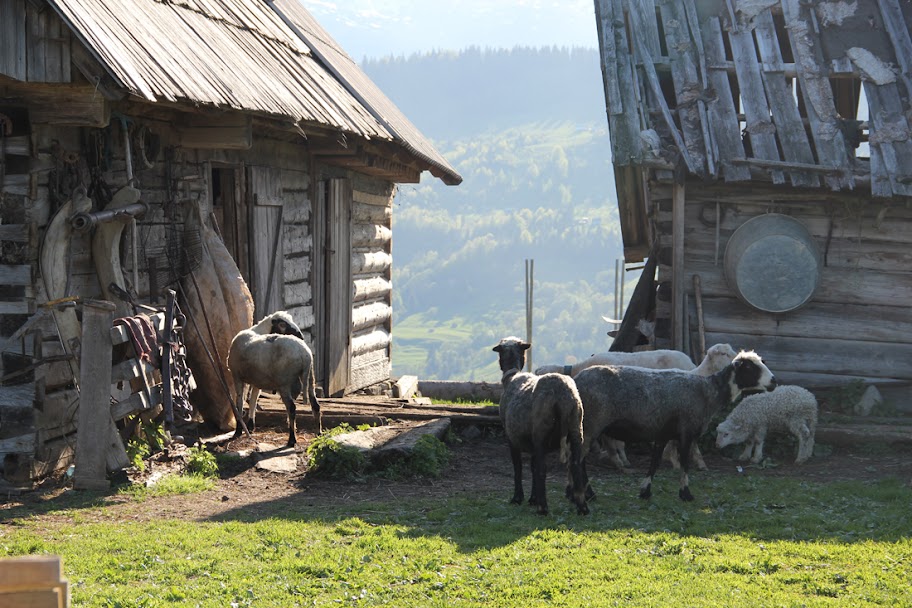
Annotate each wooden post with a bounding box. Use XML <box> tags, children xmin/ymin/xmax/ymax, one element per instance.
<box><xmin>672</xmin><ymin>182</ymin><xmax>686</xmax><ymax>351</ymax></box>
<box><xmin>525</xmin><ymin>259</ymin><xmax>534</xmax><ymax>372</ymax></box>
<box><xmin>619</xmin><ymin>258</ymin><xmax>626</xmax><ymax>318</ymax></box>
<box><xmin>74</xmin><ymin>299</ymin><xmax>119</xmax><ymax>490</ymax></box>
<box><xmin>693</xmin><ymin>274</ymin><xmax>706</xmax><ymax>360</ymax></box>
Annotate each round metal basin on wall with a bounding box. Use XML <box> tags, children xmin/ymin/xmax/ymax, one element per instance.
<box><xmin>723</xmin><ymin>214</ymin><xmax>822</xmax><ymax>314</ymax></box>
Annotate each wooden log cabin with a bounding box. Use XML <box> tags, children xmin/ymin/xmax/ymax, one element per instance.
<box><xmin>0</xmin><ymin>0</ymin><xmax>461</xmax><ymax>485</ymax></box>
<box><xmin>595</xmin><ymin>0</ymin><xmax>912</xmax><ymax>408</ymax></box>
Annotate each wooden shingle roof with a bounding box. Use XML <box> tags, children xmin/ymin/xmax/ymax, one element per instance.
<box><xmin>48</xmin><ymin>0</ymin><xmax>461</xmax><ymax>184</ymax></box>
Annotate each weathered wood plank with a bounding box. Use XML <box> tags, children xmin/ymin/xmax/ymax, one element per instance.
<box><xmin>594</xmin><ymin>0</ymin><xmax>624</xmax><ymax>117</ymax></box>
<box><xmin>697</xmin><ymin>296</ymin><xmax>912</xmax><ymax>344</ymax></box>
<box><xmin>352</xmin><ymin>300</ymin><xmax>391</xmax><ymax>332</ymax></box>
<box><xmin>628</xmin><ymin>4</ymin><xmax>698</xmax><ymax>173</ymax></box>
<box><xmin>863</xmin><ymin>81</ymin><xmax>912</xmax><ymax>197</ymax></box>
<box><xmin>0</xmin><ymin>0</ymin><xmax>27</xmax><ymax>80</ymax></box>
<box><xmin>780</xmin><ymin>0</ymin><xmax>852</xmax><ymax>189</ymax></box>
<box><xmin>669</xmin><ymin>0</ymin><xmax>714</xmax><ymax>175</ymax></box>
<box><xmin>753</xmin><ymin>11</ymin><xmax>819</xmax><ymax>188</ymax></box>
<box><xmin>876</xmin><ymin>0</ymin><xmax>912</xmax><ymax>99</ymax></box>
<box><xmin>727</xmin><ymin>22</ymin><xmax>783</xmax><ymax>183</ymax></box>
<box><xmin>700</xmin><ymin>16</ymin><xmax>751</xmax><ymax>182</ymax></box>
<box><xmin>351</xmin><ymin>224</ymin><xmax>391</xmax><ymax>248</ymax></box>
<box><xmin>688</xmin><ymin>259</ymin><xmax>912</xmax><ymax>305</ymax></box>
<box><xmin>703</xmin><ymin>331</ymin><xmax>912</xmax><ymax>379</ymax></box>
<box><xmin>353</xmin><ymin>276</ymin><xmax>391</xmax><ymax>302</ymax></box>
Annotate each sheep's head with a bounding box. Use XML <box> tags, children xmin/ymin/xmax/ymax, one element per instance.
<box><xmin>730</xmin><ymin>350</ymin><xmax>777</xmax><ymax>395</ymax></box>
<box><xmin>715</xmin><ymin>419</ymin><xmax>746</xmax><ymax>448</ymax></box>
<box><xmin>493</xmin><ymin>336</ymin><xmax>530</xmax><ymax>374</ymax></box>
<box><xmin>704</xmin><ymin>343</ymin><xmax>737</xmax><ymax>373</ymax></box>
<box><xmin>269</xmin><ymin>311</ymin><xmax>305</xmax><ymax>340</ymax></box>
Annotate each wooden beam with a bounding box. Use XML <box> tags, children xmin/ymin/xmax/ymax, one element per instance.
<box><xmin>179</xmin><ymin>113</ymin><xmax>252</xmax><ymax>150</ymax></box>
<box><xmin>672</xmin><ymin>182</ymin><xmax>685</xmax><ymax>351</ymax></box>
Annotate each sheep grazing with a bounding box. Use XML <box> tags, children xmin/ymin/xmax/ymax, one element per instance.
<box><xmin>494</xmin><ymin>337</ymin><xmax>589</xmax><ymax>516</ymax></box>
<box><xmin>574</xmin><ymin>350</ymin><xmax>777</xmax><ymax>502</ymax></box>
<box><xmin>716</xmin><ymin>385</ymin><xmax>818</xmax><ymax>464</ymax></box>
<box><xmin>227</xmin><ymin>311</ymin><xmax>321</xmax><ymax>447</ymax></box>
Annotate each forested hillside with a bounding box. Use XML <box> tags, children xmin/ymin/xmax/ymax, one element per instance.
<box><xmin>362</xmin><ymin>48</ymin><xmax>634</xmax><ymax>381</ymax></box>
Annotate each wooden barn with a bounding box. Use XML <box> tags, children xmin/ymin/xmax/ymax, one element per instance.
<box><xmin>595</xmin><ymin>0</ymin><xmax>911</xmax><ymax>407</ymax></box>
<box><xmin>0</xmin><ymin>0</ymin><xmax>460</xmax><ymax>485</ymax></box>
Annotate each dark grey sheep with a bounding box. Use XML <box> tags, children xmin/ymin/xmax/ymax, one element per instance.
<box><xmin>574</xmin><ymin>350</ymin><xmax>776</xmax><ymax>502</ymax></box>
<box><xmin>494</xmin><ymin>337</ymin><xmax>589</xmax><ymax>515</ymax></box>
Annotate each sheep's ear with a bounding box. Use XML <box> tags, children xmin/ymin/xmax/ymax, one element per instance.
<box><xmin>520</xmin><ymin>342</ymin><xmax>531</xmax><ymax>351</ymax></box>
<box><xmin>493</xmin><ymin>344</ymin><xmax>503</xmax><ymax>353</ymax></box>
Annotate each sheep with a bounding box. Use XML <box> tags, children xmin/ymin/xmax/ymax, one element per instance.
<box><xmin>537</xmin><ymin>344</ymin><xmax>738</xmax><ymax>471</ymax></box>
<box><xmin>494</xmin><ymin>337</ymin><xmax>589</xmax><ymax>516</ymax></box>
<box><xmin>574</xmin><ymin>350</ymin><xmax>777</xmax><ymax>502</ymax></box>
<box><xmin>535</xmin><ymin>347</ymin><xmax>697</xmax><ymax>377</ymax></box>
<box><xmin>227</xmin><ymin>311</ymin><xmax>321</xmax><ymax>447</ymax></box>
<box><xmin>715</xmin><ymin>385</ymin><xmax>818</xmax><ymax>465</ymax></box>
<box><xmin>241</xmin><ymin>311</ymin><xmax>306</xmax><ymax>427</ymax></box>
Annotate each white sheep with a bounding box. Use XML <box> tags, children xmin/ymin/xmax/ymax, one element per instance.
<box><xmin>574</xmin><ymin>350</ymin><xmax>777</xmax><ymax>501</ymax></box>
<box><xmin>495</xmin><ymin>337</ymin><xmax>589</xmax><ymax>516</ymax></box>
<box><xmin>535</xmin><ymin>348</ymin><xmax>696</xmax><ymax>376</ymax></box>
<box><xmin>227</xmin><ymin>311</ymin><xmax>322</xmax><ymax>446</ymax></box>
<box><xmin>715</xmin><ymin>385</ymin><xmax>818</xmax><ymax>464</ymax></box>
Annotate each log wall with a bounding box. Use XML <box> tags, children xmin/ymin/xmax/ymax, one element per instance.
<box><xmin>348</xmin><ymin>183</ymin><xmax>393</xmax><ymax>392</ymax></box>
<box><xmin>653</xmin><ymin>179</ymin><xmax>912</xmax><ymax>400</ymax></box>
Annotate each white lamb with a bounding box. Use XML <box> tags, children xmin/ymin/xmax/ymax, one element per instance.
<box><xmin>715</xmin><ymin>385</ymin><xmax>818</xmax><ymax>464</ymax></box>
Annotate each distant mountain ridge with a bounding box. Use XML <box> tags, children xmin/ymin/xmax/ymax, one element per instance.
<box><xmin>360</xmin><ymin>47</ymin><xmax>628</xmax><ymax>382</ymax></box>
<box><xmin>362</xmin><ymin>46</ymin><xmax>605</xmax><ymax>141</ymax></box>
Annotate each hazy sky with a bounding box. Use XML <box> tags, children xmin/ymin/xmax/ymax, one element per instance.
<box><xmin>298</xmin><ymin>0</ymin><xmax>599</xmax><ymax>61</ymax></box>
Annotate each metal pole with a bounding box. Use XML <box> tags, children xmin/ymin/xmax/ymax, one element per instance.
<box><xmin>525</xmin><ymin>259</ymin><xmax>534</xmax><ymax>372</ymax></box>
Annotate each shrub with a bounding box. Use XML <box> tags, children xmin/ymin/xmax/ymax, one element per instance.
<box><xmin>306</xmin><ymin>425</ymin><xmax>367</xmax><ymax>480</ymax></box>
<box><xmin>185</xmin><ymin>445</ymin><xmax>219</xmax><ymax>478</ymax></box>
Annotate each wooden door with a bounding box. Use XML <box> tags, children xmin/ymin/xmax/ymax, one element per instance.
<box><xmin>247</xmin><ymin>167</ymin><xmax>284</xmax><ymax>318</ymax></box>
<box><xmin>324</xmin><ymin>178</ymin><xmax>352</xmax><ymax>397</ymax></box>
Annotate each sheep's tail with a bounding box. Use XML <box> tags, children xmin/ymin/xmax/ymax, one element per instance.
<box><xmin>557</xmin><ymin>391</ymin><xmax>585</xmax><ymax>465</ymax></box>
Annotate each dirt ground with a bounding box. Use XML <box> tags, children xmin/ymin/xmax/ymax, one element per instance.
<box><xmin>3</xmin><ymin>419</ymin><xmax>911</xmax><ymax>523</ymax></box>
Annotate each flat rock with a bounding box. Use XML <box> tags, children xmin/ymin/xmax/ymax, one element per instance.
<box><xmin>334</xmin><ymin>418</ymin><xmax>451</xmax><ymax>464</ymax></box>
<box><xmin>253</xmin><ymin>442</ymin><xmax>299</xmax><ymax>473</ymax></box>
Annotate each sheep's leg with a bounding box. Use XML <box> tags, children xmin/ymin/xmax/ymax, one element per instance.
<box><xmin>749</xmin><ymin>431</ymin><xmax>766</xmax><ymax>463</ymax></box>
<box><xmin>639</xmin><ymin>441</ymin><xmax>665</xmax><ymax>500</ymax></box>
<box><xmin>677</xmin><ymin>436</ymin><xmax>695</xmax><ymax>502</ymax></box>
<box><xmin>530</xmin><ymin>446</ymin><xmax>548</xmax><ymax>515</ymax></box>
<box><xmin>232</xmin><ymin>378</ymin><xmax>247</xmax><ymax>438</ymax></box>
<box><xmin>246</xmin><ymin>387</ymin><xmax>261</xmax><ymax>429</ymax></box>
<box><xmin>737</xmin><ymin>441</ymin><xmax>754</xmax><ymax>462</ymax></box>
<box><xmin>793</xmin><ymin>420</ymin><xmax>813</xmax><ymax>464</ymax></box>
<box><xmin>691</xmin><ymin>445</ymin><xmax>708</xmax><ymax>471</ymax></box>
<box><xmin>509</xmin><ymin>445</ymin><xmax>524</xmax><ymax>505</ymax></box>
<box><xmin>566</xmin><ymin>440</ymin><xmax>590</xmax><ymax>515</ymax></box>
<box><xmin>279</xmin><ymin>390</ymin><xmax>297</xmax><ymax>447</ymax></box>
<box><xmin>305</xmin><ymin>367</ymin><xmax>322</xmax><ymax>434</ymax></box>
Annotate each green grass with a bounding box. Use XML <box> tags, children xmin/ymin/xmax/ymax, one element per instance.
<box><xmin>2</xmin><ymin>473</ymin><xmax>911</xmax><ymax>607</ymax></box>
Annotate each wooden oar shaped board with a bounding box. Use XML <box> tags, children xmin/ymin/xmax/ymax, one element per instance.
<box><xmin>40</xmin><ymin>189</ymin><xmax>130</xmax><ymax>472</ymax></box>
<box><xmin>40</xmin><ymin>189</ymin><xmax>92</xmax><ymax>380</ymax></box>
<box><xmin>91</xmin><ymin>185</ymin><xmax>141</xmax><ymax>318</ymax></box>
